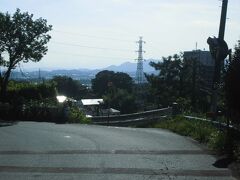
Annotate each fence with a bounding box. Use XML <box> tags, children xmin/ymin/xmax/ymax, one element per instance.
<box><xmin>184</xmin><ymin>115</ymin><xmax>240</xmax><ymax>133</ymax></box>
<box><xmin>91</xmin><ymin>107</ymin><xmax>172</xmax><ymax>126</ymax></box>
<box><xmin>90</xmin><ymin>106</ymin><xmax>240</xmax><ymax>131</ymax></box>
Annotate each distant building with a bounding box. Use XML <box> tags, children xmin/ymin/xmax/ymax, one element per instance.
<box><xmin>183</xmin><ymin>50</ymin><xmax>214</xmax><ymax>67</ymax></box>
<box><xmin>79</xmin><ymin>99</ymin><xmax>121</xmax><ymax>117</ymax></box>
<box><xmin>183</xmin><ymin>50</ymin><xmax>214</xmax><ymax>92</ymax></box>
<box><xmin>79</xmin><ymin>99</ymin><xmax>103</xmax><ymax>116</ymax></box>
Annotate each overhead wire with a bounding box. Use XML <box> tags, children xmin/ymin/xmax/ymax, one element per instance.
<box><xmin>52</xmin><ymin>30</ymin><xmax>135</xmax><ymax>43</ymax></box>
<box><xmin>51</xmin><ymin>29</ymin><xmax>164</xmax><ymax>59</ymax></box>
<box><xmin>48</xmin><ymin>51</ymin><xmax>134</xmax><ymax>60</ymax></box>
<box><xmin>51</xmin><ymin>41</ymin><xmax>133</xmax><ymax>52</ymax></box>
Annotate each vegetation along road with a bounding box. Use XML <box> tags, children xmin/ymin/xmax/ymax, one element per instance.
<box><xmin>0</xmin><ymin>122</ymin><xmax>236</xmax><ymax>180</ymax></box>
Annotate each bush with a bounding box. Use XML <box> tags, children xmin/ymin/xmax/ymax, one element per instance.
<box><xmin>153</xmin><ymin>116</ymin><xmax>226</xmax><ymax>151</ymax></box>
<box><xmin>208</xmin><ymin>130</ymin><xmax>226</xmax><ymax>153</ymax></box>
<box><xmin>67</xmin><ymin>107</ymin><xmax>91</xmax><ymax>124</ymax></box>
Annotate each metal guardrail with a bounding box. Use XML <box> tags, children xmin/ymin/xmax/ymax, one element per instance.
<box><xmin>91</xmin><ymin>108</ymin><xmax>239</xmax><ymax>130</ymax></box>
<box><xmin>184</xmin><ymin>115</ymin><xmax>240</xmax><ymax>133</ymax></box>
<box><xmin>91</xmin><ymin>107</ymin><xmax>172</xmax><ymax>126</ymax></box>
<box><xmin>93</xmin><ymin>116</ymin><xmax>168</xmax><ymax>127</ymax></box>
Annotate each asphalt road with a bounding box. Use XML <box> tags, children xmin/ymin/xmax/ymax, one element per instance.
<box><xmin>0</xmin><ymin>122</ymin><xmax>236</xmax><ymax>180</ymax></box>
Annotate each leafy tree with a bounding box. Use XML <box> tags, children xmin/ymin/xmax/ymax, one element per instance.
<box><xmin>104</xmin><ymin>88</ymin><xmax>137</xmax><ymax>114</ymax></box>
<box><xmin>51</xmin><ymin>76</ymin><xmax>87</xmax><ymax>99</ymax></box>
<box><xmin>92</xmin><ymin>70</ymin><xmax>133</xmax><ymax>96</ymax></box>
<box><xmin>0</xmin><ymin>9</ymin><xmax>52</xmax><ymax>100</ymax></box>
<box><xmin>146</xmin><ymin>54</ymin><xmax>182</xmax><ymax>107</ymax></box>
<box><xmin>180</xmin><ymin>56</ymin><xmax>209</xmax><ymax>112</ymax></box>
<box><xmin>6</xmin><ymin>81</ymin><xmax>56</xmax><ymax>102</ymax></box>
<box><xmin>225</xmin><ymin>40</ymin><xmax>240</xmax><ymax>125</ymax></box>
<box><xmin>146</xmin><ymin>54</ymin><xmax>209</xmax><ymax>112</ymax></box>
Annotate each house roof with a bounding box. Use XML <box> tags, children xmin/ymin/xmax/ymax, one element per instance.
<box><xmin>57</xmin><ymin>96</ymin><xmax>77</xmax><ymax>103</ymax></box>
<box><xmin>81</xmin><ymin>99</ymin><xmax>103</xmax><ymax>106</ymax></box>
<box><xmin>109</xmin><ymin>108</ymin><xmax>120</xmax><ymax>113</ymax></box>
<box><xmin>57</xmin><ymin>96</ymin><xmax>67</xmax><ymax>103</ymax></box>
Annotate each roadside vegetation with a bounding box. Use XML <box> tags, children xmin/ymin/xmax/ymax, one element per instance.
<box><xmin>150</xmin><ymin>116</ymin><xmax>240</xmax><ymax>162</ymax></box>
<box><xmin>151</xmin><ymin>116</ymin><xmax>225</xmax><ymax>152</ymax></box>
<box><xmin>0</xmin><ymin>9</ymin><xmax>239</xmax><ymax>162</ymax></box>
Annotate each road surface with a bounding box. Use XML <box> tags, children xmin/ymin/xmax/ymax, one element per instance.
<box><xmin>0</xmin><ymin>121</ymin><xmax>236</xmax><ymax>180</ymax></box>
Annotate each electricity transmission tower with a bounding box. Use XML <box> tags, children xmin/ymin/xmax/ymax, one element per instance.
<box><xmin>136</xmin><ymin>36</ymin><xmax>145</xmax><ymax>84</ymax></box>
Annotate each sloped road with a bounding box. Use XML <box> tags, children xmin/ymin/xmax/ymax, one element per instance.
<box><xmin>0</xmin><ymin>122</ymin><xmax>236</xmax><ymax>180</ymax></box>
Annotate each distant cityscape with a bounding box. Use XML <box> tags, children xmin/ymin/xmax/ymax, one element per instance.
<box><xmin>9</xmin><ymin>49</ymin><xmax>215</xmax><ymax>89</ymax></box>
<box><xmin>9</xmin><ymin>59</ymin><xmax>158</xmax><ymax>86</ymax></box>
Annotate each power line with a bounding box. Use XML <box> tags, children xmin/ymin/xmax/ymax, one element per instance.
<box><xmin>48</xmin><ymin>51</ymin><xmax>133</xmax><ymax>60</ymax></box>
<box><xmin>51</xmin><ymin>41</ymin><xmax>133</xmax><ymax>52</ymax></box>
<box><xmin>52</xmin><ymin>30</ymin><xmax>135</xmax><ymax>43</ymax></box>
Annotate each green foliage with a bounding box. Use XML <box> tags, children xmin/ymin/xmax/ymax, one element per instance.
<box><xmin>146</xmin><ymin>53</ymin><xmax>210</xmax><ymax>112</ymax></box>
<box><xmin>0</xmin><ymin>8</ymin><xmax>52</xmax><ymax>100</ymax></box>
<box><xmin>155</xmin><ymin>116</ymin><xmax>239</xmax><ymax>160</ymax></box>
<box><xmin>92</xmin><ymin>70</ymin><xmax>133</xmax><ymax>96</ymax></box>
<box><xmin>146</xmin><ymin>55</ymin><xmax>182</xmax><ymax>107</ymax></box>
<box><xmin>51</xmin><ymin>76</ymin><xmax>87</xmax><ymax>99</ymax></box>
<box><xmin>0</xmin><ymin>98</ymin><xmax>63</xmax><ymax>122</ymax></box>
<box><xmin>208</xmin><ymin>130</ymin><xmax>226</xmax><ymax>152</ymax></box>
<box><xmin>91</xmin><ymin>70</ymin><xmax>136</xmax><ymax>114</ymax></box>
<box><xmin>176</xmin><ymin>97</ymin><xmax>191</xmax><ymax>113</ymax></box>
<box><xmin>67</xmin><ymin>107</ymin><xmax>90</xmax><ymax>124</ymax></box>
<box><xmin>104</xmin><ymin>88</ymin><xmax>137</xmax><ymax>114</ymax></box>
<box><xmin>225</xmin><ymin>40</ymin><xmax>240</xmax><ymax>125</ymax></box>
<box><xmin>153</xmin><ymin>116</ymin><xmax>226</xmax><ymax>151</ymax></box>
<box><xmin>6</xmin><ymin>81</ymin><xmax>56</xmax><ymax>102</ymax></box>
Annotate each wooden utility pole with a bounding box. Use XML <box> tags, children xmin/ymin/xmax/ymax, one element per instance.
<box><xmin>207</xmin><ymin>0</ymin><xmax>229</xmax><ymax>119</ymax></box>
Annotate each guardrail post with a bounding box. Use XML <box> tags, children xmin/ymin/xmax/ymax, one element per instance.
<box><xmin>172</xmin><ymin>102</ymin><xmax>180</xmax><ymax>116</ymax></box>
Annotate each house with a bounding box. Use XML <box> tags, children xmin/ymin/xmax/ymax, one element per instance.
<box><xmin>79</xmin><ymin>99</ymin><xmax>121</xmax><ymax>116</ymax></box>
<box><xmin>79</xmin><ymin>99</ymin><xmax>103</xmax><ymax>116</ymax></box>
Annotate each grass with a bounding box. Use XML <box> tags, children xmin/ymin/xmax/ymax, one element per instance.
<box><xmin>151</xmin><ymin>115</ymin><xmax>227</xmax><ymax>153</ymax></box>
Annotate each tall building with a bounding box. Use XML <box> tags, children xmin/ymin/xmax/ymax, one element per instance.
<box><xmin>183</xmin><ymin>50</ymin><xmax>215</xmax><ymax>92</ymax></box>
<box><xmin>183</xmin><ymin>50</ymin><xmax>214</xmax><ymax>67</ymax></box>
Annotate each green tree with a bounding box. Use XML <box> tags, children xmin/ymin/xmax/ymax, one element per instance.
<box><xmin>51</xmin><ymin>76</ymin><xmax>87</xmax><ymax>99</ymax></box>
<box><xmin>104</xmin><ymin>88</ymin><xmax>137</xmax><ymax>114</ymax></box>
<box><xmin>225</xmin><ymin>40</ymin><xmax>240</xmax><ymax>125</ymax></box>
<box><xmin>180</xmin><ymin>56</ymin><xmax>209</xmax><ymax>112</ymax></box>
<box><xmin>146</xmin><ymin>54</ymin><xmax>209</xmax><ymax>112</ymax></box>
<box><xmin>0</xmin><ymin>9</ymin><xmax>52</xmax><ymax>100</ymax></box>
<box><xmin>6</xmin><ymin>80</ymin><xmax>56</xmax><ymax>102</ymax></box>
<box><xmin>146</xmin><ymin>54</ymin><xmax>182</xmax><ymax>107</ymax></box>
<box><xmin>92</xmin><ymin>70</ymin><xmax>133</xmax><ymax>96</ymax></box>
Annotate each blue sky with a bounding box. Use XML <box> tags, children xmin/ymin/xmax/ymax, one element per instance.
<box><xmin>1</xmin><ymin>0</ymin><xmax>240</xmax><ymax>70</ymax></box>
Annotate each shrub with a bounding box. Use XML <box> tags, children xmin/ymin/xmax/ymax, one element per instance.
<box><xmin>67</xmin><ymin>107</ymin><xmax>91</xmax><ymax>124</ymax></box>
<box><xmin>208</xmin><ymin>130</ymin><xmax>226</xmax><ymax>153</ymax></box>
<box><xmin>153</xmin><ymin>116</ymin><xmax>226</xmax><ymax>151</ymax></box>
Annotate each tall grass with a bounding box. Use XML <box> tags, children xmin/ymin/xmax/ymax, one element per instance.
<box><xmin>153</xmin><ymin>116</ymin><xmax>227</xmax><ymax>153</ymax></box>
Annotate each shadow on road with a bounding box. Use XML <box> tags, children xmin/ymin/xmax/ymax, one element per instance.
<box><xmin>213</xmin><ymin>157</ymin><xmax>233</xmax><ymax>168</ymax></box>
<box><xmin>0</xmin><ymin>120</ymin><xmax>18</xmax><ymax>127</ymax></box>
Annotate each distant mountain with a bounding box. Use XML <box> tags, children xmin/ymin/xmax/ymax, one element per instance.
<box><xmin>11</xmin><ymin>59</ymin><xmax>160</xmax><ymax>81</ymax></box>
<box><xmin>102</xmin><ymin>59</ymin><xmax>158</xmax><ymax>73</ymax></box>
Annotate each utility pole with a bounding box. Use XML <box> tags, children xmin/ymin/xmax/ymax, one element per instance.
<box><xmin>207</xmin><ymin>0</ymin><xmax>229</xmax><ymax>119</ymax></box>
<box><xmin>136</xmin><ymin>36</ymin><xmax>145</xmax><ymax>84</ymax></box>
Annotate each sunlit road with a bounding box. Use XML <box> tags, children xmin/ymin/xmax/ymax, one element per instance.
<box><xmin>0</xmin><ymin>122</ymin><xmax>236</xmax><ymax>180</ymax></box>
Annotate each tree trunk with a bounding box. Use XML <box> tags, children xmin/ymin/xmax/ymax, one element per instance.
<box><xmin>191</xmin><ymin>59</ymin><xmax>197</xmax><ymax>111</ymax></box>
<box><xmin>0</xmin><ymin>68</ymin><xmax>12</xmax><ymax>102</ymax></box>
